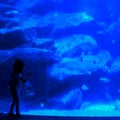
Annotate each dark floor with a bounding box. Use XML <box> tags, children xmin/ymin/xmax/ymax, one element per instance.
<box><xmin>0</xmin><ymin>114</ymin><xmax>120</xmax><ymax>120</ymax></box>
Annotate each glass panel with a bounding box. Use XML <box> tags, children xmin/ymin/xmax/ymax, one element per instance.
<box><xmin>0</xmin><ymin>0</ymin><xmax>120</xmax><ymax>116</ymax></box>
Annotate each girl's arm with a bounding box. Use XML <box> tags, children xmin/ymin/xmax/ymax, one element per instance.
<box><xmin>19</xmin><ymin>73</ymin><xmax>32</xmax><ymax>82</ymax></box>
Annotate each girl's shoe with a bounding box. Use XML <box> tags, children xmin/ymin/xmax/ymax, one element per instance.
<box><xmin>7</xmin><ymin>113</ymin><xmax>15</xmax><ymax>118</ymax></box>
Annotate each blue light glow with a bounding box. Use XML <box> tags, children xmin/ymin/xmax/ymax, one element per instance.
<box><xmin>0</xmin><ymin>0</ymin><xmax>120</xmax><ymax>116</ymax></box>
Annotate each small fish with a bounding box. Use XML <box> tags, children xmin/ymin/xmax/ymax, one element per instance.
<box><xmin>81</xmin><ymin>85</ymin><xmax>89</xmax><ymax>90</ymax></box>
<box><xmin>99</xmin><ymin>77</ymin><xmax>110</xmax><ymax>83</ymax></box>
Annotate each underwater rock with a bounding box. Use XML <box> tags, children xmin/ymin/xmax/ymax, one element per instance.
<box><xmin>23</xmin><ymin>34</ymin><xmax>97</xmax><ymax>57</ymax></box>
<box><xmin>20</xmin><ymin>12</ymin><xmax>94</xmax><ymax>40</ymax></box>
<box><xmin>108</xmin><ymin>20</ymin><xmax>120</xmax><ymax>33</ymax></box>
<box><xmin>54</xmin><ymin>34</ymin><xmax>97</xmax><ymax>56</ymax></box>
<box><xmin>108</xmin><ymin>58</ymin><xmax>120</xmax><ymax>73</ymax></box>
<box><xmin>48</xmin><ymin>12</ymin><xmax>93</xmax><ymax>29</ymax></box>
<box><xmin>48</xmin><ymin>88</ymin><xmax>82</xmax><ymax>109</ymax></box>
<box><xmin>61</xmin><ymin>88</ymin><xmax>82</xmax><ymax>109</ymax></box>
<box><xmin>0</xmin><ymin>11</ymin><xmax>93</xmax><ymax>35</ymax></box>
<box><xmin>22</xmin><ymin>11</ymin><xmax>93</xmax><ymax>29</ymax></box>
<box><xmin>49</xmin><ymin>51</ymin><xmax>111</xmax><ymax>80</ymax></box>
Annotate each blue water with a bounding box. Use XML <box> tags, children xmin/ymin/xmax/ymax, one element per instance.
<box><xmin>0</xmin><ymin>0</ymin><xmax>120</xmax><ymax>116</ymax></box>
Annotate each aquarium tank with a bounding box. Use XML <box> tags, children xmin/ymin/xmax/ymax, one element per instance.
<box><xmin>1</xmin><ymin>0</ymin><xmax>120</xmax><ymax>117</ymax></box>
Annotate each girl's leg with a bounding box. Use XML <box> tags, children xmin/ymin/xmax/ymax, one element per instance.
<box><xmin>15</xmin><ymin>93</ymin><xmax>20</xmax><ymax>115</ymax></box>
<box><xmin>9</xmin><ymin>100</ymin><xmax>15</xmax><ymax>114</ymax></box>
<box><xmin>8</xmin><ymin>88</ymin><xmax>16</xmax><ymax>116</ymax></box>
